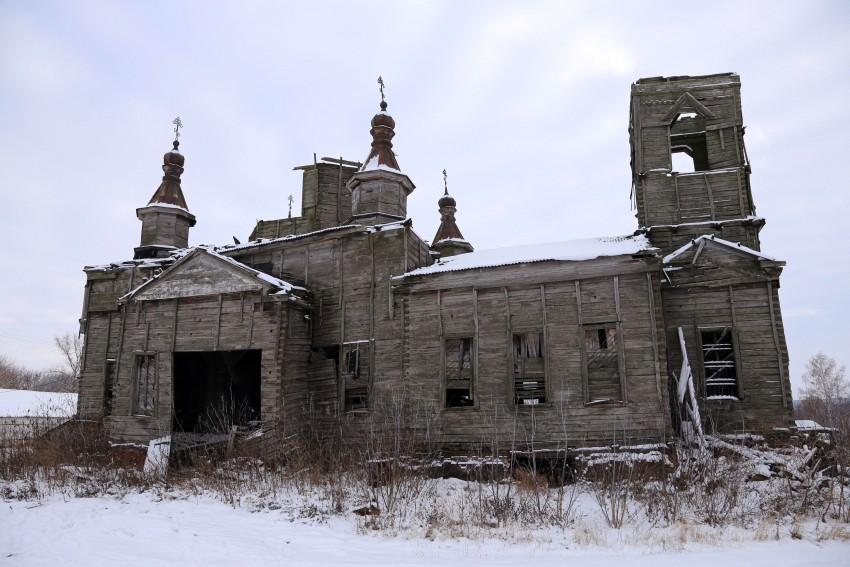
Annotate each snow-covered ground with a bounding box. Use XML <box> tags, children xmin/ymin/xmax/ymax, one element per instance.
<box><xmin>1</xmin><ymin>487</ymin><xmax>847</xmax><ymax>566</ymax></box>
<box><xmin>0</xmin><ymin>389</ymin><xmax>77</xmax><ymax>417</ymax></box>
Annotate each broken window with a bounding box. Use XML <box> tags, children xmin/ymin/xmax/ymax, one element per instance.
<box><xmin>341</xmin><ymin>341</ymin><xmax>369</xmax><ymax>411</ymax></box>
<box><xmin>445</xmin><ymin>338</ymin><xmax>473</xmax><ymax>408</ymax></box>
<box><xmin>133</xmin><ymin>354</ymin><xmax>156</xmax><ymax>417</ymax></box>
<box><xmin>584</xmin><ymin>326</ymin><xmax>623</xmax><ymax>403</ymax></box>
<box><xmin>103</xmin><ymin>358</ymin><xmax>116</xmax><ymax>417</ymax></box>
<box><xmin>670</xmin><ymin>112</ymin><xmax>708</xmax><ymax>172</ymax></box>
<box><xmin>701</xmin><ymin>328</ymin><xmax>739</xmax><ymax>399</ymax></box>
<box><xmin>513</xmin><ymin>332</ymin><xmax>546</xmax><ymax>405</ymax></box>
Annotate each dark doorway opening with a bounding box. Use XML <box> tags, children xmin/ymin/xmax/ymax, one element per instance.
<box><xmin>172</xmin><ymin>350</ymin><xmax>262</xmax><ymax>433</ymax></box>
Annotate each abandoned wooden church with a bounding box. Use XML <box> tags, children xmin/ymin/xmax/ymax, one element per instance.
<box><xmin>77</xmin><ymin>73</ymin><xmax>794</xmax><ymax>452</ymax></box>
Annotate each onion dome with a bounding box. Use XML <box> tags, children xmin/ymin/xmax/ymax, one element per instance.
<box><xmin>147</xmin><ymin>139</ymin><xmax>189</xmax><ymax>210</ymax></box>
<box><xmin>431</xmin><ymin>171</ymin><xmax>473</xmax><ymax>257</ymax></box>
<box><xmin>163</xmin><ymin>140</ymin><xmax>185</xmax><ymax>168</ymax></box>
<box><xmin>362</xmin><ymin>99</ymin><xmax>401</xmax><ymax>172</ymax></box>
<box><xmin>438</xmin><ymin>188</ymin><xmax>456</xmax><ymax>208</ymax></box>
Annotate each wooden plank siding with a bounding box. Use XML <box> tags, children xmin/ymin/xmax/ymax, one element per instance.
<box><xmin>399</xmin><ymin>256</ymin><xmax>671</xmax><ymax>448</ymax></box>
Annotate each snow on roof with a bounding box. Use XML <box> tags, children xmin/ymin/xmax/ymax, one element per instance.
<box><xmin>434</xmin><ymin>237</ymin><xmax>472</xmax><ymax>245</ymax></box>
<box><xmin>122</xmin><ymin>246</ymin><xmax>305</xmax><ymax>301</ymax></box>
<box><xmin>795</xmin><ymin>419</ymin><xmax>836</xmax><ymax>432</ymax></box>
<box><xmin>365</xmin><ymin>220</ymin><xmax>408</xmax><ymax>234</ymax></box>
<box><xmin>361</xmin><ymin>155</ymin><xmax>400</xmax><ymax>173</ymax></box>
<box><xmin>643</xmin><ymin>215</ymin><xmax>764</xmax><ymax>231</ymax></box>
<box><xmin>402</xmin><ymin>235</ymin><xmax>655</xmax><ymax>277</ymax></box>
<box><xmin>206</xmin><ymin>248</ymin><xmax>304</xmax><ymax>293</ymax></box>
<box><xmin>141</xmin><ymin>201</ymin><xmax>191</xmax><ymax>214</ymax></box>
<box><xmin>84</xmin><ymin>254</ymin><xmax>178</xmax><ymax>272</ymax></box>
<box><xmin>663</xmin><ymin>234</ymin><xmax>777</xmax><ymax>264</ymax></box>
<box><xmin>0</xmin><ymin>389</ymin><xmax>77</xmax><ymax>418</ymax></box>
<box><xmin>221</xmin><ymin>224</ymin><xmax>362</xmax><ymax>253</ymax></box>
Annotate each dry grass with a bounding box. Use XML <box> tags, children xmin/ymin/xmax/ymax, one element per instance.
<box><xmin>3</xmin><ymin>413</ymin><xmax>850</xmax><ymax>546</ymax></box>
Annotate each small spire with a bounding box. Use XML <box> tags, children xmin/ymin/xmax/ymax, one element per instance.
<box><xmin>146</xmin><ymin>119</ymin><xmax>189</xmax><ymax>209</ymax></box>
<box><xmin>288</xmin><ymin>194</ymin><xmax>294</xmax><ymax>218</ymax></box>
<box><xmin>360</xmin><ymin>76</ymin><xmax>400</xmax><ymax>171</ymax></box>
<box><xmin>432</xmin><ymin>178</ymin><xmax>473</xmax><ymax>258</ymax></box>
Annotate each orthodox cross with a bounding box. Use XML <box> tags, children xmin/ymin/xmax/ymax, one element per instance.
<box><xmin>377</xmin><ymin>76</ymin><xmax>385</xmax><ymax>102</ymax></box>
<box><xmin>172</xmin><ymin>117</ymin><xmax>183</xmax><ymax>140</ymax></box>
<box><xmin>442</xmin><ymin>169</ymin><xmax>448</xmax><ymax>194</ymax></box>
<box><xmin>288</xmin><ymin>194</ymin><xmax>294</xmax><ymax>218</ymax></box>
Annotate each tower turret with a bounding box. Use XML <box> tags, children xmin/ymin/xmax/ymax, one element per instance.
<box><xmin>430</xmin><ymin>170</ymin><xmax>473</xmax><ymax>258</ymax></box>
<box><xmin>346</xmin><ymin>79</ymin><xmax>415</xmax><ymax>226</ymax></box>
<box><xmin>134</xmin><ymin>119</ymin><xmax>196</xmax><ymax>259</ymax></box>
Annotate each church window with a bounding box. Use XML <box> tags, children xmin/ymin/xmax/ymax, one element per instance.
<box><xmin>104</xmin><ymin>358</ymin><xmax>116</xmax><ymax>417</ymax></box>
<box><xmin>133</xmin><ymin>354</ymin><xmax>157</xmax><ymax>417</ymax></box>
<box><xmin>584</xmin><ymin>326</ymin><xmax>623</xmax><ymax>403</ymax></box>
<box><xmin>513</xmin><ymin>332</ymin><xmax>546</xmax><ymax>405</ymax></box>
<box><xmin>341</xmin><ymin>341</ymin><xmax>369</xmax><ymax>411</ymax></box>
<box><xmin>445</xmin><ymin>338</ymin><xmax>473</xmax><ymax>408</ymax></box>
<box><xmin>700</xmin><ymin>328</ymin><xmax>739</xmax><ymax>399</ymax></box>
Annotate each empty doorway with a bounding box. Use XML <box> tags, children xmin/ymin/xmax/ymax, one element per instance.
<box><xmin>172</xmin><ymin>350</ymin><xmax>262</xmax><ymax>433</ymax></box>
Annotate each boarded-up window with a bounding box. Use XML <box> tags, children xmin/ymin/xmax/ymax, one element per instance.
<box><xmin>133</xmin><ymin>354</ymin><xmax>156</xmax><ymax>417</ymax></box>
<box><xmin>341</xmin><ymin>342</ymin><xmax>369</xmax><ymax>411</ymax></box>
<box><xmin>584</xmin><ymin>327</ymin><xmax>622</xmax><ymax>403</ymax></box>
<box><xmin>513</xmin><ymin>332</ymin><xmax>545</xmax><ymax>405</ymax></box>
<box><xmin>701</xmin><ymin>328</ymin><xmax>739</xmax><ymax>399</ymax></box>
<box><xmin>445</xmin><ymin>338</ymin><xmax>473</xmax><ymax>408</ymax></box>
<box><xmin>104</xmin><ymin>358</ymin><xmax>116</xmax><ymax>417</ymax></box>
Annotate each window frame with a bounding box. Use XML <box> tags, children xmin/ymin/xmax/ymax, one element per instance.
<box><xmin>340</xmin><ymin>340</ymin><xmax>370</xmax><ymax>412</ymax></box>
<box><xmin>698</xmin><ymin>326</ymin><xmax>742</xmax><ymax>400</ymax></box>
<box><xmin>132</xmin><ymin>352</ymin><xmax>157</xmax><ymax>417</ymax></box>
<box><xmin>103</xmin><ymin>357</ymin><xmax>116</xmax><ymax>417</ymax></box>
<box><xmin>512</xmin><ymin>331</ymin><xmax>547</xmax><ymax>406</ymax></box>
<box><xmin>669</xmin><ymin>113</ymin><xmax>709</xmax><ymax>173</ymax></box>
<box><xmin>443</xmin><ymin>337</ymin><xmax>475</xmax><ymax>409</ymax></box>
<box><xmin>581</xmin><ymin>323</ymin><xmax>626</xmax><ymax>405</ymax></box>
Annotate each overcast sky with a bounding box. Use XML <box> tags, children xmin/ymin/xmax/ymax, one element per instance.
<box><xmin>1</xmin><ymin>0</ymin><xmax>848</xmax><ymax>395</ymax></box>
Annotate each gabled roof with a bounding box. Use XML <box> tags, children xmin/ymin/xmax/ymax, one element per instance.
<box><xmin>663</xmin><ymin>234</ymin><xmax>776</xmax><ymax>265</ymax></box>
<box><xmin>402</xmin><ymin>235</ymin><xmax>655</xmax><ymax>277</ymax></box>
<box><xmin>122</xmin><ymin>247</ymin><xmax>305</xmax><ymax>302</ymax></box>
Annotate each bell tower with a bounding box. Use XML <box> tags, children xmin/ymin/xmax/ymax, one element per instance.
<box><xmin>629</xmin><ymin>73</ymin><xmax>763</xmax><ymax>254</ymax></box>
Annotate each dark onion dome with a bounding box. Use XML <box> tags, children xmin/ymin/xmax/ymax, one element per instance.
<box><xmin>438</xmin><ymin>192</ymin><xmax>456</xmax><ymax>208</ymax></box>
<box><xmin>361</xmin><ymin>99</ymin><xmax>401</xmax><ymax>171</ymax></box>
<box><xmin>146</xmin><ymin>139</ymin><xmax>189</xmax><ymax>210</ymax></box>
<box><xmin>163</xmin><ymin>140</ymin><xmax>185</xmax><ymax>168</ymax></box>
<box><xmin>370</xmin><ymin>100</ymin><xmax>396</xmax><ymax>129</ymax></box>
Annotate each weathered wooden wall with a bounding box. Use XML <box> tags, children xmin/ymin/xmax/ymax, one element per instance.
<box><xmin>662</xmin><ymin>244</ymin><xmax>793</xmax><ymax>431</ymax></box>
<box><xmin>399</xmin><ymin>256</ymin><xmax>671</xmax><ymax>449</ymax></box>
<box><xmin>228</xmin><ymin>223</ymin><xmax>431</xmax><ymax>433</ymax></box>
<box><xmin>79</xmin><ymin>260</ymin><xmax>308</xmax><ymax>444</ymax></box>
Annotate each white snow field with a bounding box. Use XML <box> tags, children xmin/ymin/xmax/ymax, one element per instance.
<box><xmin>1</xmin><ymin>489</ymin><xmax>847</xmax><ymax>567</ymax></box>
